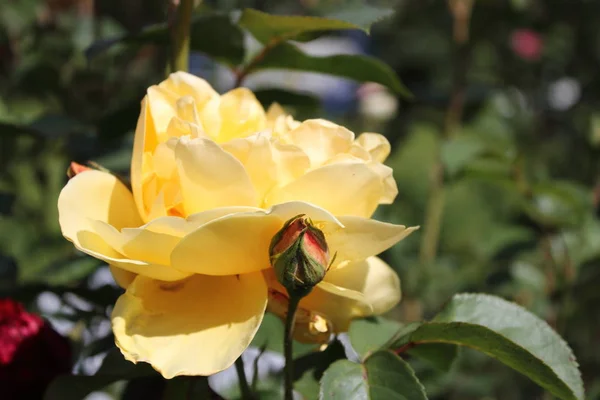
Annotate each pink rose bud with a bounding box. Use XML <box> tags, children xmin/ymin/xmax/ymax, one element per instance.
<box><xmin>269</xmin><ymin>215</ymin><xmax>330</xmax><ymax>297</ymax></box>
<box><xmin>66</xmin><ymin>161</ymin><xmax>91</xmax><ymax>178</ymax></box>
<box><xmin>511</xmin><ymin>29</ymin><xmax>543</xmax><ymax>61</ymax></box>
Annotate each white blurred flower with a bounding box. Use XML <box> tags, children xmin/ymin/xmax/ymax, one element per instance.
<box><xmin>358</xmin><ymin>83</ymin><xmax>398</xmax><ymax>121</ymax></box>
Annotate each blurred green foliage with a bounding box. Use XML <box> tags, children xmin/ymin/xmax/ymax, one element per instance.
<box><xmin>2</xmin><ymin>0</ymin><xmax>600</xmax><ymax>399</ymax></box>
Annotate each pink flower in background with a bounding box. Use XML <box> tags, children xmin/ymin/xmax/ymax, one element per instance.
<box><xmin>0</xmin><ymin>298</ymin><xmax>71</xmax><ymax>399</ymax></box>
<box><xmin>511</xmin><ymin>29</ymin><xmax>543</xmax><ymax>61</ymax></box>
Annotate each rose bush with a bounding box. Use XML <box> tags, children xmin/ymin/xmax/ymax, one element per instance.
<box><xmin>58</xmin><ymin>72</ymin><xmax>416</xmax><ymax>378</ymax></box>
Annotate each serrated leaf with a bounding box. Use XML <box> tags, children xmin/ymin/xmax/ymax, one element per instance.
<box><xmin>349</xmin><ymin>317</ymin><xmax>457</xmax><ymax>372</ymax></box>
<box><xmin>386</xmin><ymin>294</ymin><xmax>584</xmax><ymax>400</ymax></box>
<box><xmin>239</xmin><ymin>9</ymin><xmax>366</xmax><ymax>44</ymax></box>
<box><xmin>319</xmin><ymin>351</ymin><xmax>428</xmax><ymax>400</ymax></box>
<box><xmin>248</xmin><ymin>42</ymin><xmax>410</xmax><ymax>96</ymax></box>
<box><xmin>86</xmin><ymin>13</ymin><xmax>244</xmax><ymax>66</ymax></box>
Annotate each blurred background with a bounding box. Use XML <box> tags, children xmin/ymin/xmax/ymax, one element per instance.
<box><xmin>1</xmin><ymin>0</ymin><xmax>600</xmax><ymax>399</ymax></box>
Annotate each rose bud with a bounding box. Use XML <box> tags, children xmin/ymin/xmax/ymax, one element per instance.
<box><xmin>269</xmin><ymin>214</ymin><xmax>330</xmax><ymax>298</ymax></box>
<box><xmin>66</xmin><ymin>161</ymin><xmax>91</xmax><ymax>178</ymax></box>
<box><xmin>0</xmin><ymin>298</ymin><xmax>72</xmax><ymax>399</ymax></box>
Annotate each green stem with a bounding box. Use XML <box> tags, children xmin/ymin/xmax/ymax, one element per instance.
<box><xmin>419</xmin><ymin>162</ymin><xmax>445</xmax><ymax>266</ymax></box>
<box><xmin>419</xmin><ymin>0</ymin><xmax>472</xmax><ymax>266</ymax></box>
<box><xmin>170</xmin><ymin>0</ymin><xmax>195</xmax><ymax>73</ymax></box>
<box><xmin>283</xmin><ymin>296</ymin><xmax>301</xmax><ymax>400</ymax></box>
<box><xmin>234</xmin><ymin>356</ymin><xmax>254</xmax><ymax>400</ymax></box>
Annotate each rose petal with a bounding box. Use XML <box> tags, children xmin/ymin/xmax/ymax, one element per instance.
<box><xmin>323</xmin><ymin>216</ymin><xmax>418</xmax><ymax>266</ymax></box>
<box><xmin>112</xmin><ymin>272</ymin><xmax>267</xmax><ymax>378</ymax></box>
<box><xmin>368</xmin><ymin>162</ymin><xmax>398</xmax><ymax>204</ymax></box>
<box><xmin>213</xmin><ymin>88</ymin><xmax>266</xmax><ymax>142</ymax></box>
<box><xmin>175</xmin><ymin>136</ymin><xmax>258</xmax><ymax>215</ymax></box>
<box><xmin>282</xmin><ymin>119</ymin><xmax>354</xmax><ymax>167</ymax></box>
<box><xmin>171</xmin><ymin>202</ymin><xmax>342</xmax><ymax>276</ymax></box>
<box><xmin>159</xmin><ymin>72</ymin><xmax>218</xmax><ymax>113</ymax></box>
<box><xmin>323</xmin><ymin>256</ymin><xmax>401</xmax><ymax>315</ymax></box>
<box><xmin>356</xmin><ymin>132</ymin><xmax>391</xmax><ymax>163</ymax></box>
<box><xmin>266</xmin><ymin>162</ymin><xmax>383</xmax><ymax>218</ymax></box>
<box><xmin>58</xmin><ymin>170</ymin><xmax>142</xmax><ymax>247</ymax></box>
<box><xmin>223</xmin><ymin>135</ymin><xmax>310</xmax><ymax>202</ymax></box>
<box><xmin>131</xmin><ymin>99</ymin><xmax>157</xmax><ymax>222</ymax></box>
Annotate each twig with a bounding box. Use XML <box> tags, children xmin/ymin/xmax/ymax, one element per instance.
<box><xmin>170</xmin><ymin>0</ymin><xmax>195</xmax><ymax>73</ymax></box>
<box><xmin>234</xmin><ymin>356</ymin><xmax>254</xmax><ymax>400</ymax></box>
<box><xmin>233</xmin><ymin>38</ymin><xmax>282</xmax><ymax>88</ymax></box>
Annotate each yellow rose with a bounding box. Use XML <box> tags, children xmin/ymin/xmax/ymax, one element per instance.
<box><xmin>57</xmin><ymin>72</ymin><xmax>416</xmax><ymax>378</ymax></box>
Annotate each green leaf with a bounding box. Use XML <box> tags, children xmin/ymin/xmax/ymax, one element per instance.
<box><xmin>86</xmin><ymin>13</ymin><xmax>244</xmax><ymax>66</ymax></box>
<box><xmin>524</xmin><ymin>182</ymin><xmax>590</xmax><ymax>228</ymax></box>
<box><xmin>386</xmin><ymin>294</ymin><xmax>584</xmax><ymax>400</ymax></box>
<box><xmin>441</xmin><ymin>135</ymin><xmax>486</xmax><ymax>178</ymax></box>
<box><xmin>248</xmin><ymin>43</ymin><xmax>410</xmax><ymax>96</ymax></box>
<box><xmin>239</xmin><ymin>9</ymin><xmax>369</xmax><ymax>44</ymax></box>
<box><xmin>44</xmin><ymin>349</ymin><xmax>157</xmax><ymax>400</ymax></box>
<box><xmin>253</xmin><ymin>88</ymin><xmax>320</xmax><ymax>110</ymax></box>
<box><xmin>319</xmin><ymin>351</ymin><xmax>428</xmax><ymax>400</ymax></box>
<box><xmin>349</xmin><ymin>317</ymin><xmax>457</xmax><ymax>372</ymax></box>
<box><xmin>349</xmin><ymin>316</ymin><xmax>402</xmax><ymax>358</ymax></box>
<box><xmin>325</xmin><ymin>5</ymin><xmax>395</xmax><ymax>31</ymax></box>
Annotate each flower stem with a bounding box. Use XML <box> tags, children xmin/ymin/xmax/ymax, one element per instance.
<box><xmin>170</xmin><ymin>0</ymin><xmax>195</xmax><ymax>73</ymax></box>
<box><xmin>234</xmin><ymin>356</ymin><xmax>254</xmax><ymax>400</ymax></box>
<box><xmin>283</xmin><ymin>295</ymin><xmax>301</xmax><ymax>400</ymax></box>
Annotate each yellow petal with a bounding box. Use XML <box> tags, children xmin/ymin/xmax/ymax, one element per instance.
<box><xmin>91</xmin><ymin>217</ymin><xmax>188</xmax><ymax>267</ymax></box>
<box><xmin>131</xmin><ymin>99</ymin><xmax>157</xmax><ymax>222</ymax></box>
<box><xmin>112</xmin><ymin>272</ymin><xmax>267</xmax><ymax>378</ymax></box>
<box><xmin>271</xmin><ymin>141</ymin><xmax>310</xmax><ymax>187</ymax></box>
<box><xmin>159</xmin><ymin>71</ymin><xmax>218</xmax><ymax>113</ymax></box>
<box><xmin>175</xmin><ymin>136</ymin><xmax>258</xmax><ymax>215</ymax></box>
<box><xmin>369</xmin><ymin>162</ymin><xmax>398</xmax><ymax>204</ymax></box>
<box><xmin>266</xmin><ymin>102</ymin><xmax>286</xmax><ymax>122</ymax></box>
<box><xmin>223</xmin><ymin>135</ymin><xmax>310</xmax><ymax>202</ymax></box>
<box><xmin>147</xmin><ymin>85</ymin><xmax>179</xmax><ymax>139</ymax></box>
<box><xmin>268</xmin><ymin>201</ymin><xmax>342</xmax><ymax>225</ymax></box>
<box><xmin>58</xmin><ymin>170</ymin><xmax>142</xmax><ymax>247</ymax></box>
<box><xmin>171</xmin><ymin>212</ymin><xmax>280</xmax><ymax>275</ymax></box>
<box><xmin>110</xmin><ymin>266</ymin><xmax>136</xmax><ymax>289</ymax></box>
<box><xmin>58</xmin><ymin>170</ymin><xmax>191</xmax><ymax>282</ymax></box>
<box><xmin>323</xmin><ymin>256</ymin><xmax>401</xmax><ymax>315</ymax></box>
<box><xmin>283</xmin><ymin>119</ymin><xmax>354</xmax><ymax>167</ymax></box>
<box><xmin>76</xmin><ymin>229</ymin><xmax>190</xmax><ymax>282</ymax></box>
<box><xmin>223</xmin><ymin>134</ymin><xmax>277</xmax><ymax>201</ymax></box>
<box><xmin>266</xmin><ymin>162</ymin><xmax>383</xmax><ymax>217</ymax></box>
<box><xmin>323</xmin><ymin>216</ymin><xmax>418</xmax><ymax>266</ymax></box>
<box><xmin>152</xmin><ymin>138</ymin><xmax>178</xmax><ymax>180</ymax></box>
<box><xmin>356</xmin><ymin>132</ymin><xmax>391</xmax><ymax>163</ymax></box>
<box><xmin>171</xmin><ymin>202</ymin><xmax>341</xmax><ymax>276</ymax></box>
<box><xmin>215</xmin><ymin>88</ymin><xmax>266</xmax><ymax>142</ymax></box>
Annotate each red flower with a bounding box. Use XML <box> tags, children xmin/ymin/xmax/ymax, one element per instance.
<box><xmin>511</xmin><ymin>29</ymin><xmax>543</xmax><ymax>61</ymax></box>
<box><xmin>0</xmin><ymin>298</ymin><xmax>71</xmax><ymax>399</ymax></box>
